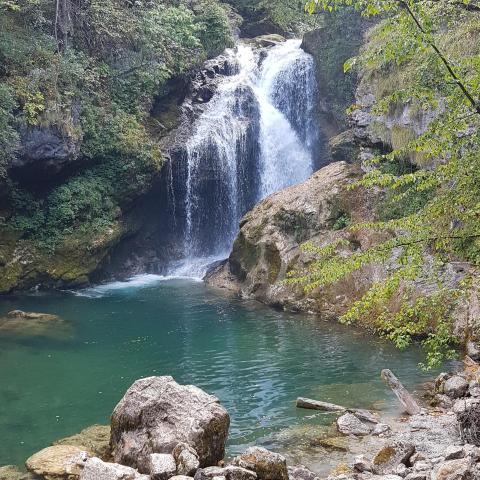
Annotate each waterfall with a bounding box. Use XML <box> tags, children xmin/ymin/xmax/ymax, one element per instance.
<box><xmin>168</xmin><ymin>39</ymin><xmax>318</xmax><ymax>278</ymax></box>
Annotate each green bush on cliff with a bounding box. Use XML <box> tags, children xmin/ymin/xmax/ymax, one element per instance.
<box><xmin>0</xmin><ymin>84</ymin><xmax>18</xmax><ymax>180</ymax></box>
<box><xmin>291</xmin><ymin>0</ymin><xmax>480</xmax><ymax>368</ymax></box>
<box><xmin>0</xmin><ymin>0</ymin><xmax>233</xmax><ymax>252</ymax></box>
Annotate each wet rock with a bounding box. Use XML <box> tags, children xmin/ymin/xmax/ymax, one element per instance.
<box><xmin>0</xmin><ymin>466</ymin><xmax>35</xmax><ymax>480</ymax></box>
<box><xmin>246</xmin><ymin>34</ymin><xmax>286</xmax><ymax>48</ymax></box>
<box><xmin>443</xmin><ymin>376</ymin><xmax>469</xmax><ymax>398</ymax></box>
<box><xmin>79</xmin><ymin>457</ymin><xmax>148</xmax><ymax>480</ymax></box>
<box><xmin>336</xmin><ymin>413</ymin><xmax>373</xmax><ymax>436</ymax></box>
<box><xmin>232</xmin><ymin>447</ymin><xmax>288</xmax><ymax>480</ymax></box>
<box><xmin>26</xmin><ymin>445</ymin><xmax>90</xmax><ymax>480</ymax></box>
<box><xmin>315</xmin><ymin>437</ymin><xmax>349</xmax><ymax>452</ymax></box>
<box><xmin>286</xmin><ymin>465</ymin><xmax>320</xmax><ymax>480</ymax></box>
<box><xmin>0</xmin><ymin>310</ymin><xmax>72</xmax><ymax>340</ymax></box>
<box><xmin>173</xmin><ymin>443</ymin><xmax>200</xmax><ymax>476</ymax></box>
<box><xmin>372</xmin><ymin>442</ymin><xmax>415</xmax><ymax>475</ymax></box>
<box><xmin>110</xmin><ymin>376</ymin><xmax>229</xmax><ymax>473</ymax></box>
<box><xmin>328</xmin><ymin>130</ymin><xmax>359</xmax><ymax>163</ymax></box>
<box><xmin>54</xmin><ymin>425</ymin><xmax>111</xmax><ymax>460</ymax></box>
<box><xmin>194</xmin><ymin>466</ymin><xmax>256</xmax><ymax>480</ymax></box>
<box><xmin>149</xmin><ymin>454</ymin><xmax>177</xmax><ymax>480</ymax></box>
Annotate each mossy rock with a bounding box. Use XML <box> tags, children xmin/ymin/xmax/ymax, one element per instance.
<box><xmin>312</xmin><ymin>436</ymin><xmax>349</xmax><ymax>452</ymax></box>
<box><xmin>0</xmin><ymin>465</ymin><xmax>35</xmax><ymax>480</ymax></box>
<box><xmin>329</xmin><ymin>130</ymin><xmax>359</xmax><ymax>163</ymax></box>
<box><xmin>54</xmin><ymin>425</ymin><xmax>111</xmax><ymax>460</ymax></box>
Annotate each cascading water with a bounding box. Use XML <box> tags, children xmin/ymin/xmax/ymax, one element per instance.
<box><xmin>168</xmin><ymin>39</ymin><xmax>318</xmax><ymax>277</ymax></box>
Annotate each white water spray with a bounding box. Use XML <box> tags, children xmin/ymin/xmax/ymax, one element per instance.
<box><xmin>170</xmin><ymin>39</ymin><xmax>317</xmax><ymax>277</ymax></box>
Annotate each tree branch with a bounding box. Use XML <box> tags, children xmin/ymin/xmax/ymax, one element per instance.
<box><xmin>398</xmin><ymin>0</ymin><xmax>480</xmax><ymax>115</ymax></box>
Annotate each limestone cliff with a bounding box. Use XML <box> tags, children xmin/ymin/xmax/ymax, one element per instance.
<box><xmin>206</xmin><ymin>161</ymin><xmax>385</xmax><ymax>318</ymax></box>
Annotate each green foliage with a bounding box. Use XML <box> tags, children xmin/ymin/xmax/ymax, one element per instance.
<box><xmin>195</xmin><ymin>1</ymin><xmax>235</xmax><ymax>57</ymax></box>
<box><xmin>0</xmin><ymin>84</ymin><xmax>18</xmax><ymax>179</ymax></box>
<box><xmin>291</xmin><ymin>0</ymin><xmax>480</xmax><ymax>368</ymax></box>
<box><xmin>0</xmin><ymin>0</ymin><xmax>233</xmax><ymax>253</ymax></box>
<box><xmin>332</xmin><ymin>211</ymin><xmax>351</xmax><ymax>230</ymax></box>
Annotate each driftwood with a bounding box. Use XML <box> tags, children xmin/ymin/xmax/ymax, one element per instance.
<box><xmin>296</xmin><ymin>398</ymin><xmax>378</xmax><ymax>423</ymax></box>
<box><xmin>381</xmin><ymin>368</ymin><xmax>421</xmax><ymax>415</ymax></box>
<box><xmin>296</xmin><ymin>397</ymin><xmax>346</xmax><ymax>412</ymax></box>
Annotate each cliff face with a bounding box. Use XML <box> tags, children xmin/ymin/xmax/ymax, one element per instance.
<box><xmin>205</xmin><ymin>19</ymin><xmax>479</xmax><ymax>340</ymax></box>
<box><xmin>206</xmin><ymin>161</ymin><xmax>385</xmax><ymax>318</ymax></box>
<box><xmin>0</xmin><ymin>0</ymin><xmax>237</xmax><ymax>293</ymax></box>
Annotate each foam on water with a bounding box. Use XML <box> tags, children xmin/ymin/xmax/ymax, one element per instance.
<box><xmin>73</xmin><ymin>274</ymin><xmax>200</xmax><ymax>298</ymax></box>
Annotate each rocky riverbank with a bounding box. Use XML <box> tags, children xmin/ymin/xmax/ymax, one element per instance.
<box><xmin>2</xmin><ymin>357</ymin><xmax>480</xmax><ymax>480</ymax></box>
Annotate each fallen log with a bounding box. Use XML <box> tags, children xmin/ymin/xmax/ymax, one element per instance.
<box><xmin>296</xmin><ymin>397</ymin><xmax>346</xmax><ymax>412</ymax></box>
<box><xmin>381</xmin><ymin>368</ymin><xmax>421</xmax><ymax>415</ymax></box>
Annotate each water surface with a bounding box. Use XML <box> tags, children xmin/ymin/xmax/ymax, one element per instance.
<box><xmin>0</xmin><ymin>277</ymin><xmax>434</xmax><ymax>468</ymax></box>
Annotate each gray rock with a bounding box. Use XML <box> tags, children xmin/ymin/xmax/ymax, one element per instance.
<box><xmin>443</xmin><ymin>376</ymin><xmax>468</xmax><ymax>399</ymax></box>
<box><xmin>195</xmin><ymin>466</ymin><xmax>256</xmax><ymax>480</ymax></box>
<box><xmin>434</xmin><ymin>373</ymin><xmax>451</xmax><ymax>394</ymax></box>
<box><xmin>372</xmin><ymin>424</ymin><xmax>391</xmax><ymax>436</ymax></box>
<box><xmin>287</xmin><ymin>465</ymin><xmax>320</xmax><ymax>480</ymax></box>
<box><xmin>395</xmin><ymin>464</ymin><xmax>408</xmax><ymax>477</ymax></box>
<box><xmin>433</xmin><ymin>394</ymin><xmax>453</xmax><ymax>409</ymax></box>
<box><xmin>149</xmin><ymin>454</ymin><xmax>177</xmax><ymax>480</ymax></box>
<box><xmin>468</xmin><ymin>381</ymin><xmax>480</xmax><ymax>397</ymax></box>
<box><xmin>404</xmin><ymin>474</ymin><xmax>428</xmax><ymax>480</ymax></box>
<box><xmin>351</xmin><ymin>409</ymin><xmax>378</xmax><ymax>424</ymax></box>
<box><xmin>372</xmin><ymin>442</ymin><xmax>415</xmax><ymax>475</ymax></box>
<box><xmin>453</xmin><ymin>397</ymin><xmax>480</xmax><ymax>414</ymax></box>
<box><xmin>433</xmin><ymin>458</ymin><xmax>471</xmax><ymax>480</ymax></box>
<box><xmin>110</xmin><ymin>376</ymin><xmax>230</xmax><ymax>473</ymax></box>
<box><xmin>170</xmin><ymin>477</ymin><xmax>194</xmax><ymax>480</ymax></box>
<box><xmin>16</xmin><ymin>124</ymin><xmax>81</xmax><ymax>178</ymax></box>
<box><xmin>412</xmin><ymin>461</ymin><xmax>430</xmax><ymax>472</ymax></box>
<box><xmin>462</xmin><ymin>444</ymin><xmax>480</xmax><ymax>460</ymax></box>
<box><xmin>173</xmin><ymin>444</ymin><xmax>200</xmax><ymax>477</ymax></box>
<box><xmin>232</xmin><ymin>447</ymin><xmax>288</xmax><ymax>480</ymax></box>
<box><xmin>466</xmin><ymin>340</ymin><xmax>480</xmax><ymax>361</ymax></box>
<box><xmin>443</xmin><ymin>445</ymin><xmax>464</xmax><ymax>461</ymax></box>
<box><xmin>409</xmin><ymin>454</ymin><xmax>426</xmax><ymax>465</ymax></box>
<box><xmin>353</xmin><ymin>455</ymin><xmax>372</xmax><ymax>473</ymax></box>
<box><xmin>337</xmin><ymin>413</ymin><xmax>373</xmax><ymax>436</ymax></box>
<box><xmin>80</xmin><ymin>457</ymin><xmax>148</xmax><ymax>480</ymax></box>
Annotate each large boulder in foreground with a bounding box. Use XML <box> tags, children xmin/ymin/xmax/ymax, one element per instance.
<box><xmin>110</xmin><ymin>376</ymin><xmax>230</xmax><ymax>473</ymax></box>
